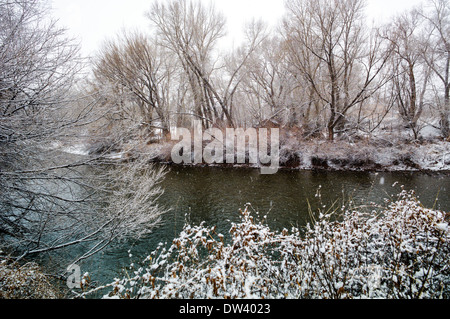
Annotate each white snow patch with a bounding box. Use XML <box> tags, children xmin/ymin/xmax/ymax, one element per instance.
<box><xmin>62</xmin><ymin>144</ymin><xmax>89</xmax><ymax>156</ymax></box>
<box><xmin>436</xmin><ymin>223</ymin><xmax>448</xmax><ymax>232</ymax></box>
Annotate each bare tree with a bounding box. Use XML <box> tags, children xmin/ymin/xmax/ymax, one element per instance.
<box><xmin>0</xmin><ymin>0</ymin><xmax>81</xmax><ymax>255</ymax></box>
<box><xmin>283</xmin><ymin>15</ymin><xmax>326</xmax><ymax>136</ymax></box>
<box><xmin>0</xmin><ymin>0</ymin><xmax>167</xmax><ymax>274</ymax></box>
<box><xmin>147</xmin><ymin>0</ymin><xmax>229</xmax><ymax>128</ymax></box>
<box><xmin>240</xmin><ymin>32</ymin><xmax>300</xmax><ymax>127</ymax></box>
<box><xmin>92</xmin><ymin>31</ymin><xmax>176</xmax><ymax>139</ymax></box>
<box><xmin>382</xmin><ymin>7</ymin><xmax>432</xmax><ymax>140</ymax></box>
<box><xmin>420</xmin><ymin>0</ymin><xmax>450</xmax><ymax>139</ymax></box>
<box><xmin>283</xmin><ymin>0</ymin><xmax>391</xmax><ymax>141</ymax></box>
<box><xmin>217</xmin><ymin>19</ymin><xmax>271</xmax><ymax>128</ymax></box>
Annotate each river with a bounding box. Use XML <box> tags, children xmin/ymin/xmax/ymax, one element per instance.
<box><xmin>74</xmin><ymin>165</ymin><xmax>449</xmax><ymax>290</ymax></box>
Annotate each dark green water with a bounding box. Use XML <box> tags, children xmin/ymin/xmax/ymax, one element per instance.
<box><xmin>80</xmin><ymin>166</ymin><xmax>450</xmax><ymax>288</ymax></box>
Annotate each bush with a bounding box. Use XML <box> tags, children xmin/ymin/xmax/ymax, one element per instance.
<box><xmin>0</xmin><ymin>259</ymin><xmax>57</xmax><ymax>299</ymax></box>
<box><xmin>95</xmin><ymin>190</ymin><xmax>449</xmax><ymax>299</ymax></box>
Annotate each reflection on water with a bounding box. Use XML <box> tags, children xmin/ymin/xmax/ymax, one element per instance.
<box><xmin>77</xmin><ymin>166</ymin><xmax>450</xmax><ymax>287</ymax></box>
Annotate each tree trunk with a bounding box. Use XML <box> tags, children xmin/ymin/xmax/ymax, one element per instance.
<box><xmin>443</xmin><ymin>89</ymin><xmax>450</xmax><ymax>139</ymax></box>
<box><xmin>328</xmin><ymin>125</ymin><xmax>335</xmax><ymax>141</ymax></box>
<box><xmin>443</xmin><ymin>51</ymin><xmax>450</xmax><ymax>139</ymax></box>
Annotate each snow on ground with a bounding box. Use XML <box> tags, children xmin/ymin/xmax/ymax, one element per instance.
<box><xmin>89</xmin><ymin>138</ymin><xmax>450</xmax><ymax>172</ymax></box>
<box><xmin>62</xmin><ymin>144</ymin><xmax>90</xmax><ymax>156</ymax></box>
<box><xmin>55</xmin><ymin>123</ymin><xmax>450</xmax><ymax>173</ymax></box>
<box><xmin>297</xmin><ymin>140</ymin><xmax>450</xmax><ymax>172</ymax></box>
<box><xmin>413</xmin><ymin>141</ymin><xmax>450</xmax><ymax>171</ymax></box>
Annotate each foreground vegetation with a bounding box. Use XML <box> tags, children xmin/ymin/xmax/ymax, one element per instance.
<box><xmin>74</xmin><ymin>189</ymin><xmax>449</xmax><ymax>299</ymax></box>
<box><xmin>1</xmin><ymin>0</ymin><xmax>449</xmax><ymax>299</ymax></box>
<box><xmin>2</xmin><ymin>189</ymin><xmax>448</xmax><ymax>299</ymax></box>
<box><xmin>0</xmin><ymin>258</ymin><xmax>58</xmax><ymax>299</ymax></box>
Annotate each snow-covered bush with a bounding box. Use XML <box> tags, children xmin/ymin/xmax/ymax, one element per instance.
<box><xmin>0</xmin><ymin>258</ymin><xmax>57</xmax><ymax>299</ymax></box>
<box><xmin>298</xmin><ymin>190</ymin><xmax>450</xmax><ymax>299</ymax></box>
<box><xmin>95</xmin><ymin>190</ymin><xmax>449</xmax><ymax>299</ymax></box>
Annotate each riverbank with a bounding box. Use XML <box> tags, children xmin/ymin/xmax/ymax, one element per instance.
<box><xmin>77</xmin><ymin>136</ymin><xmax>450</xmax><ymax>174</ymax></box>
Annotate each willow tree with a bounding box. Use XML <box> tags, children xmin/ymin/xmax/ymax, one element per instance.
<box><xmin>420</xmin><ymin>0</ymin><xmax>450</xmax><ymax>139</ymax></box>
<box><xmin>147</xmin><ymin>0</ymin><xmax>229</xmax><ymax>128</ymax></box>
<box><xmin>383</xmin><ymin>8</ymin><xmax>432</xmax><ymax>140</ymax></box>
<box><xmin>283</xmin><ymin>0</ymin><xmax>391</xmax><ymax>141</ymax></box>
<box><xmin>93</xmin><ymin>31</ymin><xmax>176</xmax><ymax>138</ymax></box>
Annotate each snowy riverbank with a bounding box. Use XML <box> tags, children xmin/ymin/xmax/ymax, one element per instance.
<box><xmin>65</xmin><ymin>137</ymin><xmax>450</xmax><ymax>173</ymax></box>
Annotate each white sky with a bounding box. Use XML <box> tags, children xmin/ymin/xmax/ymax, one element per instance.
<box><xmin>50</xmin><ymin>0</ymin><xmax>425</xmax><ymax>57</ymax></box>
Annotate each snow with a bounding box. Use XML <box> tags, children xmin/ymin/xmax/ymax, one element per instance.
<box><xmin>62</xmin><ymin>144</ymin><xmax>89</xmax><ymax>156</ymax></box>
<box><xmin>87</xmin><ymin>190</ymin><xmax>449</xmax><ymax>299</ymax></box>
<box><xmin>80</xmin><ymin>122</ymin><xmax>450</xmax><ymax>173</ymax></box>
<box><xmin>45</xmin><ymin>140</ymin><xmax>90</xmax><ymax>156</ymax></box>
<box><xmin>294</xmin><ymin>140</ymin><xmax>450</xmax><ymax>172</ymax></box>
<box><xmin>436</xmin><ymin>223</ymin><xmax>449</xmax><ymax>232</ymax></box>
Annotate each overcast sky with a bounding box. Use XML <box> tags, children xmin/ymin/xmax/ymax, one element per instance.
<box><xmin>50</xmin><ymin>0</ymin><xmax>425</xmax><ymax>57</ymax></box>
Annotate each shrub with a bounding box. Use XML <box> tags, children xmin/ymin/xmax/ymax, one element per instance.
<box><xmin>0</xmin><ymin>258</ymin><xmax>57</xmax><ymax>299</ymax></box>
<box><xmin>93</xmin><ymin>190</ymin><xmax>449</xmax><ymax>299</ymax></box>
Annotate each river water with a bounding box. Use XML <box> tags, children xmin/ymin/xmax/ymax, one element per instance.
<box><xmin>77</xmin><ymin>165</ymin><xmax>450</xmax><ymax>289</ymax></box>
